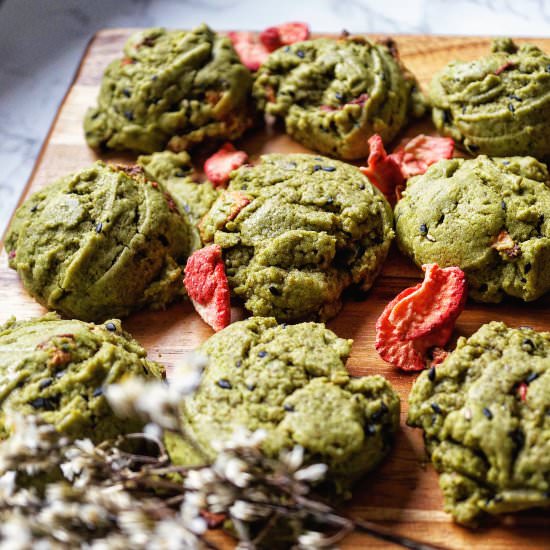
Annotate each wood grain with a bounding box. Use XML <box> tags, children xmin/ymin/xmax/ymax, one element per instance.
<box><xmin>2</xmin><ymin>30</ymin><xmax>550</xmax><ymax>548</ymax></box>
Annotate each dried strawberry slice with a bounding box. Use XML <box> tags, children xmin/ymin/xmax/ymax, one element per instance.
<box><xmin>228</xmin><ymin>31</ymin><xmax>271</xmax><ymax>71</ymax></box>
<box><xmin>184</xmin><ymin>244</ymin><xmax>231</xmax><ymax>332</ymax></box>
<box><xmin>375</xmin><ymin>264</ymin><xmax>467</xmax><ymax>371</ymax></box>
<box><xmin>360</xmin><ymin>134</ymin><xmax>404</xmax><ymax>198</ymax></box>
<box><xmin>259</xmin><ymin>27</ymin><xmax>282</xmax><ymax>51</ymax></box>
<box><xmin>494</xmin><ymin>61</ymin><xmax>516</xmax><ymax>75</ymax></box>
<box><xmin>275</xmin><ymin>22</ymin><xmax>310</xmax><ymax>45</ymax></box>
<box><xmin>204</xmin><ymin>143</ymin><xmax>248</xmax><ymax>187</ymax></box>
<box><xmin>392</xmin><ymin>134</ymin><xmax>454</xmax><ymax>179</ymax></box>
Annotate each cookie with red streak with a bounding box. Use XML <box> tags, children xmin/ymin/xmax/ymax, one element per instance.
<box><xmin>375</xmin><ymin>263</ymin><xmax>467</xmax><ymax>371</ymax></box>
<box><xmin>204</xmin><ymin>143</ymin><xmax>248</xmax><ymax>187</ymax></box>
<box><xmin>184</xmin><ymin>244</ymin><xmax>230</xmax><ymax>332</ymax></box>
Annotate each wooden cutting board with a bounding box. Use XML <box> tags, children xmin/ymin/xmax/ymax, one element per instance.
<box><xmin>1</xmin><ymin>30</ymin><xmax>550</xmax><ymax>549</ymax></box>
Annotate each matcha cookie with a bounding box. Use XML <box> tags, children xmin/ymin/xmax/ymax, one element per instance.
<box><xmin>408</xmin><ymin>321</ymin><xmax>550</xmax><ymax>525</ymax></box>
<box><xmin>199</xmin><ymin>153</ymin><xmax>394</xmax><ymax>321</ymax></box>
<box><xmin>138</xmin><ymin>150</ymin><xmax>219</xmax><ymax>250</ymax></box>
<box><xmin>5</xmin><ymin>162</ymin><xmax>191</xmax><ymax>321</ymax></box>
<box><xmin>430</xmin><ymin>38</ymin><xmax>550</xmax><ymax>158</ymax></box>
<box><xmin>0</xmin><ymin>313</ymin><xmax>162</xmax><ymax>442</ymax></box>
<box><xmin>253</xmin><ymin>36</ymin><xmax>425</xmax><ymax>160</ymax></box>
<box><xmin>84</xmin><ymin>25</ymin><xmax>254</xmax><ymax>153</ymax></box>
<box><xmin>167</xmin><ymin>317</ymin><xmax>400</xmax><ymax>493</ymax></box>
<box><xmin>395</xmin><ymin>155</ymin><xmax>550</xmax><ymax>302</ymax></box>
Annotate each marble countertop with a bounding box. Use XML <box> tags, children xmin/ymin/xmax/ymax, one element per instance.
<box><xmin>1</xmin><ymin>0</ymin><xmax>550</xmax><ymax>236</ymax></box>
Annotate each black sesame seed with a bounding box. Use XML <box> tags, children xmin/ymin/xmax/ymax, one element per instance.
<box><xmin>508</xmin><ymin>103</ymin><xmax>515</xmax><ymax>113</ymax></box>
<box><xmin>335</xmin><ymin>92</ymin><xmax>344</xmax><ymax>101</ymax></box>
<box><xmin>419</xmin><ymin>224</ymin><xmax>428</xmax><ymax>236</ymax></box>
<box><xmin>283</xmin><ymin>403</ymin><xmax>295</xmax><ymax>412</ymax></box>
<box><xmin>509</xmin><ymin>94</ymin><xmax>522</xmax><ymax>101</ymax></box>
<box><xmin>296</xmin><ymin>50</ymin><xmax>305</xmax><ymax>58</ymax></box>
<box><xmin>269</xmin><ymin>286</ymin><xmax>282</xmax><ymax>296</ymax></box>
<box><xmin>124</xmin><ymin>110</ymin><xmax>134</xmax><ymax>121</ymax></box>
<box><xmin>217</xmin><ymin>379</ymin><xmax>232</xmax><ymax>389</ymax></box>
<box><xmin>258</xmin><ymin>351</ymin><xmax>268</xmax><ymax>358</ymax></box>
<box><xmin>524</xmin><ymin>262</ymin><xmax>532</xmax><ymax>273</ymax></box>
<box><xmin>501</xmin><ymin>200</ymin><xmax>507</xmax><ymax>211</ymax></box>
<box><xmin>175</xmin><ymin>170</ymin><xmax>186</xmax><ymax>177</ymax></box>
<box><xmin>359</xmin><ymin>183</ymin><xmax>366</xmax><ymax>190</ymax></box>
<box><xmin>321</xmin><ymin>166</ymin><xmax>336</xmax><ymax>172</ymax></box>
<box><xmin>30</xmin><ymin>396</ymin><xmax>59</xmax><ymax>411</ymax></box>
<box><xmin>313</xmin><ymin>164</ymin><xmax>322</xmax><ymax>172</ymax></box>
<box><xmin>462</xmin><ymin>106</ymin><xmax>467</xmax><ymax>114</ymax></box>
<box><xmin>526</xmin><ymin>372</ymin><xmax>539</xmax><ymax>383</ymax></box>
<box><xmin>326</xmin><ymin>197</ymin><xmax>334</xmax><ymax>204</ymax></box>
<box><xmin>30</xmin><ymin>204</ymin><xmax>38</xmax><ymax>213</ymax></box>
<box><xmin>246</xmin><ymin>383</ymin><xmax>256</xmax><ymax>391</ymax></box>
<box><xmin>39</xmin><ymin>378</ymin><xmax>53</xmax><ymax>390</ymax></box>
<box><xmin>428</xmin><ymin>366</ymin><xmax>436</xmax><ymax>382</ymax></box>
<box><xmin>183</xmin><ymin>204</ymin><xmax>191</xmax><ymax>213</ymax></box>
<box><xmin>284</xmin><ymin>46</ymin><xmax>290</xmax><ymax>52</ymax></box>
<box><xmin>95</xmin><ymin>221</ymin><xmax>103</xmax><ymax>233</ymax></box>
<box><xmin>431</xmin><ymin>403</ymin><xmax>442</xmax><ymax>414</ymax></box>
<box><xmin>483</xmin><ymin>407</ymin><xmax>493</xmax><ymax>419</ymax></box>
<box><xmin>235</xmin><ymin>360</ymin><xmax>242</xmax><ymax>368</ymax></box>
<box><xmin>105</xmin><ymin>322</ymin><xmax>116</xmax><ymax>332</ymax></box>
<box><xmin>55</xmin><ymin>370</ymin><xmax>66</xmax><ymax>379</ymax></box>
<box><xmin>151</xmin><ymin>75</ymin><xmax>158</xmax><ymax>81</ymax></box>
<box><xmin>93</xmin><ymin>387</ymin><xmax>103</xmax><ymax>397</ymax></box>
<box><xmin>122</xmin><ymin>88</ymin><xmax>131</xmax><ymax>97</ymax></box>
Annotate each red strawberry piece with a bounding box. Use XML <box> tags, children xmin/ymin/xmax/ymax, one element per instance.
<box><xmin>391</xmin><ymin>134</ymin><xmax>454</xmax><ymax>179</ymax></box>
<box><xmin>347</xmin><ymin>93</ymin><xmax>369</xmax><ymax>106</ymax></box>
<box><xmin>226</xmin><ymin>191</ymin><xmax>251</xmax><ymax>221</ymax></box>
<box><xmin>518</xmin><ymin>382</ymin><xmax>528</xmax><ymax>402</ymax></box>
<box><xmin>183</xmin><ymin>244</ymin><xmax>231</xmax><ymax>332</ymax></box>
<box><xmin>275</xmin><ymin>22</ymin><xmax>310</xmax><ymax>45</ymax></box>
<box><xmin>204</xmin><ymin>143</ymin><xmax>248</xmax><ymax>188</ymax></box>
<box><xmin>375</xmin><ymin>263</ymin><xmax>467</xmax><ymax>371</ymax></box>
<box><xmin>200</xmin><ymin>510</ymin><xmax>227</xmax><ymax>529</ymax></box>
<box><xmin>228</xmin><ymin>31</ymin><xmax>271</xmax><ymax>71</ymax></box>
<box><xmin>259</xmin><ymin>27</ymin><xmax>282</xmax><ymax>51</ymax></box>
<box><xmin>494</xmin><ymin>61</ymin><xmax>516</xmax><ymax>75</ymax></box>
<box><xmin>430</xmin><ymin>347</ymin><xmax>449</xmax><ymax>367</ymax></box>
<box><xmin>360</xmin><ymin>134</ymin><xmax>404</xmax><ymax>199</ymax></box>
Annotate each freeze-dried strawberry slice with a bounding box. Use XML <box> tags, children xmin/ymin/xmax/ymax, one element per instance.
<box><xmin>275</xmin><ymin>22</ymin><xmax>310</xmax><ymax>45</ymax></box>
<box><xmin>184</xmin><ymin>244</ymin><xmax>230</xmax><ymax>332</ymax></box>
<box><xmin>204</xmin><ymin>143</ymin><xmax>248</xmax><ymax>187</ymax></box>
<box><xmin>259</xmin><ymin>27</ymin><xmax>282</xmax><ymax>51</ymax></box>
<box><xmin>360</xmin><ymin>134</ymin><xmax>404</xmax><ymax>198</ymax></box>
<box><xmin>391</xmin><ymin>134</ymin><xmax>455</xmax><ymax>179</ymax></box>
<box><xmin>228</xmin><ymin>31</ymin><xmax>271</xmax><ymax>71</ymax></box>
<box><xmin>375</xmin><ymin>264</ymin><xmax>467</xmax><ymax>371</ymax></box>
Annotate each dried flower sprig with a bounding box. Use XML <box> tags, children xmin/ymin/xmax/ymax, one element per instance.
<box><xmin>0</xmin><ymin>353</ymin><xmax>446</xmax><ymax>550</ymax></box>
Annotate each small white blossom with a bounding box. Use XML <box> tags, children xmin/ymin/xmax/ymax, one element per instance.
<box><xmin>294</xmin><ymin>463</ymin><xmax>328</xmax><ymax>483</ymax></box>
<box><xmin>167</xmin><ymin>352</ymin><xmax>206</xmax><ymax>395</ymax></box>
<box><xmin>0</xmin><ymin>471</ymin><xmax>16</xmax><ymax>498</ymax></box>
<box><xmin>229</xmin><ymin>500</ymin><xmax>270</xmax><ymax>521</ymax></box>
<box><xmin>298</xmin><ymin>530</ymin><xmax>327</xmax><ymax>549</ymax></box>
<box><xmin>143</xmin><ymin>422</ymin><xmax>162</xmax><ymax>440</ymax></box>
<box><xmin>282</xmin><ymin>445</ymin><xmax>304</xmax><ymax>472</ymax></box>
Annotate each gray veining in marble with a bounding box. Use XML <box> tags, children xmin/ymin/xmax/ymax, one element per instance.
<box><xmin>1</xmin><ymin>0</ymin><xmax>550</xmax><ymax>237</ymax></box>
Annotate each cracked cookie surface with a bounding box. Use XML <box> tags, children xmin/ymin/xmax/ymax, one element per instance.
<box><xmin>167</xmin><ymin>317</ymin><xmax>400</xmax><ymax>493</ymax></box>
<box><xmin>395</xmin><ymin>155</ymin><xmax>550</xmax><ymax>302</ymax></box>
<box><xmin>408</xmin><ymin>321</ymin><xmax>550</xmax><ymax>525</ymax></box>
<box><xmin>5</xmin><ymin>162</ymin><xmax>191</xmax><ymax>321</ymax></box>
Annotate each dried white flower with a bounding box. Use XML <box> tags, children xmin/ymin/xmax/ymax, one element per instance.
<box><xmin>294</xmin><ymin>463</ymin><xmax>328</xmax><ymax>483</ymax></box>
<box><xmin>229</xmin><ymin>500</ymin><xmax>270</xmax><ymax>521</ymax></box>
<box><xmin>282</xmin><ymin>445</ymin><xmax>304</xmax><ymax>472</ymax></box>
<box><xmin>298</xmin><ymin>530</ymin><xmax>328</xmax><ymax>548</ymax></box>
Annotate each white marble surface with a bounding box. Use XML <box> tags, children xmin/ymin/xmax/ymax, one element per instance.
<box><xmin>1</xmin><ymin>0</ymin><xmax>550</xmax><ymax>236</ymax></box>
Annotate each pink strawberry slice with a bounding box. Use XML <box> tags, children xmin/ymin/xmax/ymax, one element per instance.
<box><xmin>204</xmin><ymin>143</ymin><xmax>248</xmax><ymax>187</ymax></box>
<box><xmin>228</xmin><ymin>31</ymin><xmax>271</xmax><ymax>71</ymax></box>
<box><xmin>183</xmin><ymin>244</ymin><xmax>231</xmax><ymax>332</ymax></box>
